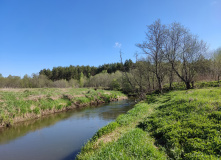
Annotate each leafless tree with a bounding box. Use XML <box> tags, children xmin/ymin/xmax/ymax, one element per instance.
<box><xmin>164</xmin><ymin>23</ymin><xmax>207</xmax><ymax>89</ymax></box>
<box><xmin>137</xmin><ymin>19</ymin><xmax>167</xmax><ymax>93</ymax></box>
<box><xmin>211</xmin><ymin>48</ymin><xmax>221</xmax><ymax>86</ymax></box>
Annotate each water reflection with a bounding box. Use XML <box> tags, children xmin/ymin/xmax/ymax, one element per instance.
<box><xmin>0</xmin><ymin>108</ymin><xmax>82</xmax><ymax>145</ymax></box>
<box><xmin>0</xmin><ymin>100</ymin><xmax>134</xmax><ymax>160</ymax></box>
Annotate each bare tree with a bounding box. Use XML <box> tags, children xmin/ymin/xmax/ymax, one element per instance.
<box><xmin>164</xmin><ymin>23</ymin><xmax>207</xmax><ymax>89</ymax></box>
<box><xmin>137</xmin><ymin>19</ymin><xmax>167</xmax><ymax>93</ymax></box>
<box><xmin>120</xmin><ymin>51</ymin><xmax>149</xmax><ymax>99</ymax></box>
<box><xmin>211</xmin><ymin>48</ymin><xmax>221</xmax><ymax>86</ymax></box>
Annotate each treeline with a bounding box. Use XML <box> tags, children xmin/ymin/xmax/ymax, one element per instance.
<box><xmin>0</xmin><ymin>71</ymin><xmax>125</xmax><ymax>90</ymax></box>
<box><xmin>0</xmin><ymin>60</ymin><xmax>133</xmax><ymax>90</ymax></box>
<box><xmin>0</xmin><ymin>55</ymin><xmax>217</xmax><ymax>92</ymax></box>
<box><xmin>0</xmin><ymin>53</ymin><xmax>219</xmax><ymax>94</ymax></box>
<box><xmin>39</xmin><ymin>60</ymin><xmax>133</xmax><ymax>81</ymax></box>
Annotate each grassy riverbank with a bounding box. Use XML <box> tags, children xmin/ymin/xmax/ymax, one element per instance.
<box><xmin>0</xmin><ymin>88</ymin><xmax>127</xmax><ymax>127</ymax></box>
<box><xmin>77</xmin><ymin>87</ymin><xmax>221</xmax><ymax>159</ymax></box>
<box><xmin>77</xmin><ymin>102</ymin><xmax>167</xmax><ymax>159</ymax></box>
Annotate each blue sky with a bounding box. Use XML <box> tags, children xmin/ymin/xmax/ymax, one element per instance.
<box><xmin>0</xmin><ymin>0</ymin><xmax>220</xmax><ymax>77</ymax></box>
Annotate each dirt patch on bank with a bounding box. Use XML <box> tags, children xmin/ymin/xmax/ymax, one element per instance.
<box><xmin>0</xmin><ymin>88</ymin><xmax>28</xmax><ymax>92</ymax></box>
<box><xmin>0</xmin><ymin>93</ymin><xmax>128</xmax><ymax>128</ymax></box>
<box><xmin>25</xmin><ymin>95</ymin><xmax>46</xmax><ymax>101</ymax></box>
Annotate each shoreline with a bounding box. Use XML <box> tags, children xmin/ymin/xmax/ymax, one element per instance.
<box><xmin>0</xmin><ymin>88</ymin><xmax>127</xmax><ymax>128</ymax></box>
<box><xmin>14</xmin><ymin>97</ymin><xmax>128</xmax><ymax>127</ymax></box>
<box><xmin>77</xmin><ymin>88</ymin><xmax>221</xmax><ymax>159</ymax></box>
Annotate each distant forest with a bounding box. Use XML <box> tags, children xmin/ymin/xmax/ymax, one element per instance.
<box><xmin>39</xmin><ymin>59</ymin><xmax>133</xmax><ymax>81</ymax></box>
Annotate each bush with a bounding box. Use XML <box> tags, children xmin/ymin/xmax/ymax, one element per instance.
<box><xmin>52</xmin><ymin>79</ymin><xmax>69</xmax><ymax>88</ymax></box>
<box><xmin>110</xmin><ymin>79</ymin><xmax>121</xmax><ymax>90</ymax></box>
<box><xmin>68</xmin><ymin>79</ymin><xmax>79</xmax><ymax>88</ymax></box>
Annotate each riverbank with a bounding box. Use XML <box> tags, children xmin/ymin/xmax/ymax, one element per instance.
<box><xmin>0</xmin><ymin>88</ymin><xmax>127</xmax><ymax>128</ymax></box>
<box><xmin>77</xmin><ymin>87</ymin><xmax>221</xmax><ymax>159</ymax></box>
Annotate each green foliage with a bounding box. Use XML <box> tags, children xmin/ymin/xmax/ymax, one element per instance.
<box><xmin>163</xmin><ymin>82</ymin><xmax>186</xmax><ymax>90</ymax></box>
<box><xmin>146</xmin><ymin>94</ymin><xmax>158</xmax><ymax>103</ymax></box>
<box><xmin>85</xmin><ymin>71</ymin><xmax>123</xmax><ymax>89</ymax></box>
<box><xmin>163</xmin><ymin>81</ymin><xmax>221</xmax><ymax>91</ymax></box>
<box><xmin>195</xmin><ymin>81</ymin><xmax>220</xmax><ymax>88</ymax></box>
<box><xmin>39</xmin><ymin>62</ymin><xmax>128</xmax><ymax>82</ymax></box>
<box><xmin>79</xmin><ymin>72</ymin><xmax>85</xmax><ymax>88</ymax></box>
<box><xmin>110</xmin><ymin>79</ymin><xmax>121</xmax><ymax>90</ymax></box>
<box><xmin>121</xmin><ymin>77</ymin><xmax>134</xmax><ymax>94</ymax></box>
<box><xmin>140</xmin><ymin>88</ymin><xmax>221</xmax><ymax>159</ymax></box>
<box><xmin>184</xmin><ymin>151</ymin><xmax>219</xmax><ymax>160</ymax></box>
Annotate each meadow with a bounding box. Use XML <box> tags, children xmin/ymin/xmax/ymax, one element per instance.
<box><xmin>0</xmin><ymin>88</ymin><xmax>126</xmax><ymax>127</ymax></box>
<box><xmin>77</xmin><ymin>87</ymin><xmax>221</xmax><ymax>159</ymax></box>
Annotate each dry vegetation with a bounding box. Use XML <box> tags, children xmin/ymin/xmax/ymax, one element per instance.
<box><xmin>0</xmin><ymin>88</ymin><xmax>126</xmax><ymax>127</ymax></box>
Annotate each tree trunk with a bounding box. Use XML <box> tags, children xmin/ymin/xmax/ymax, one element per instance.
<box><xmin>147</xmin><ymin>76</ymin><xmax>151</xmax><ymax>92</ymax></box>
<box><xmin>152</xmin><ymin>73</ymin><xmax>155</xmax><ymax>90</ymax></box>
<box><xmin>218</xmin><ymin>75</ymin><xmax>220</xmax><ymax>87</ymax></box>
<box><xmin>169</xmin><ymin>69</ymin><xmax>173</xmax><ymax>90</ymax></box>
<box><xmin>169</xmin><ymin>81</ymin><xmax>172</xmax><ymax>90</ymax></box>
<box><xmin>157</xmin><ymin>77</ymin><xmax>163</xmax><ymax>93</ymax></box>
<box><xmin>191</xmin><ymin>81</ymin><xmax>195</xmax><ymax>89</ymax></box>
<box><xmin>185</xmin><ymin>82</ymin><xmax>191</xmax><ymax>89</ymax></box>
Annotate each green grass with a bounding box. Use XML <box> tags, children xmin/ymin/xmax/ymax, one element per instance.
<box><xmin>163</xmin><ymin>80</ymin><xmax>221</xmax><ymax>91</ymax></box>
<box><xmin>140</xmin><ymin>88</ymin><xmax>221</xmax><ymax>159</ymax></box>
<box><xmin>77</xmin><ymin>102</ymin><xmax>167</xmax><ymax>160</ymax></box>
<box><xmin>82</xmin><ymin>128</ymin><xmax>167</xmax><ymax>160</ymax></box>
<box><xmin>78</xmin><ymin>87</ymin><xmax>221</xmax><ymax>160</ymax></box>
<box><xmin>0</xmin><ymin>88</ymin><xmax>126</xmax><ymax>127</ymax></box>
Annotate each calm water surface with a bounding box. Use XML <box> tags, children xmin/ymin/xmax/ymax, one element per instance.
<box><xmin>0</xmin><ymin>100</ymin><xmax>134</xmax><ymax>160</ymax></box>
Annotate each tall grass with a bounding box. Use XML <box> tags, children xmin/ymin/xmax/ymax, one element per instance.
<box><xmin>0</xmin><ymin>88</ymin><xmax>126</xmax><ymax>127</ymax></box>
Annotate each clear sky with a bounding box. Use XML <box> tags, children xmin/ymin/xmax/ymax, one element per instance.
<box><xmin>0</xmin><ymin>0</ymin><xmax>220</xmax><ymax>77</ymax></box>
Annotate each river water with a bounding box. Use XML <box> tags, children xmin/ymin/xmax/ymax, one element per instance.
<box><xmin>0</xmin><ymin>100</ymin><xmax>134</xmax><ymax>160</ymax></box>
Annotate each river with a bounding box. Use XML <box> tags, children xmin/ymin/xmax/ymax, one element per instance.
<box><xmin>0</xmin><ymin>99</ymin><xmax>134</xmax><ymax>160</ymax></box>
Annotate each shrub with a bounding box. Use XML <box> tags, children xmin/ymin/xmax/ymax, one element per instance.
<box><xmin>52</xmin><ymin>79</ymin><xmax>69</xmax><ymax>88</ymax></box>
<box><xmin>110</xmin><ymin>79</ymin><xmax>121</xmax><ymax>90</ymax></box>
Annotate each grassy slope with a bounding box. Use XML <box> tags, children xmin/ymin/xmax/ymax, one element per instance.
<box><xmin>141</xmin><ymin>88</ymin><xmax>221</xmax><ymax>159</ymax></box>
<box><xmin>77</xmin><ymin>87</ymin><xmax>221</xmax><ymax>160</ymax></box>
<box><xmin>0</xmin><ymin>88</ymin><xmax>126</xmax><ymax>127</ymax></box>
<box><xmin>77</xmin><ymin>102</ymin><xmax>167</xmax><ymax>160</ymax></box>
